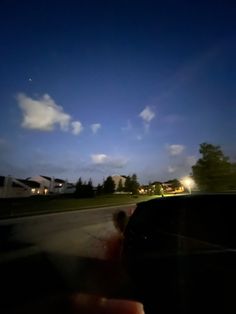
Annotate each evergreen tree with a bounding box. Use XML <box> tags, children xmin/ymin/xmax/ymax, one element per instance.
<box><xmin>75</xmin><ymin>177</ymin><xmax>94</xmax><ymax>198</ymax></box>
<box><xmin>103</xmin><ymin>176</ymin><xmax>115</xmax><ymax>194</ymax></box>
<box><xmin>131</xmin><ymin>173</ymin><xmax>139</xmax><ymax>194</ymax></box>
<box><xmin>192</xmin><ymin>143</ymin><xmax>231</xmax><ymax>192</ymax></box>
<box><xmin>96</xmin><ymin>183</ymin><xmax>103</xmax><ymax>195</ymax></box>
<box><xmin>124</xmin><ymin>176</ymin><xmax>131</xmax><ymax>192</ymax></box>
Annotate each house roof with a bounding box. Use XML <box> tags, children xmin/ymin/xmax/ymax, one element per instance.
<box><xmin>0</xmin><ymin>177</ymin><xmax>41</xmax><ymax>189</ymax></box>
<box><xmin>54</xmin><ymin>178</ymin><xmax>65</xmax><ymax>183</ymax></box>
<box><xmin>40</xmin><ymin>176</ymin><xmax>65</xmax><ymax>183</ymax></box>
<box><xmin>12</xmin><ymin>181</ymin><xmax>25</xmax><ymax>188</ymax></box>
<box><xmin>150</xmin><ymin>181</ymin><xmax>163</xmax><ymax>185</ymax></box>
<box><xmin>19</xmin><ymin>179</ymin><xmax>40</xmax><ymax>188</ymax></box>
<box><xmin>41</xmin><ymin>175</ymin><xmax>52</xmax><ymax>181</ymax></box>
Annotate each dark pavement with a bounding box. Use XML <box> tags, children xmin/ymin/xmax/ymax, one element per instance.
<box><xmin>0</xmin><ymin>205</ymin><xmax>136</xmax><ymax>313</ymax></box>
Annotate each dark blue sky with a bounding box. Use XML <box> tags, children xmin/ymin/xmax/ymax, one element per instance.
<box><xmin>0</xmin><ymin>0</ymin><xmax>235</xmax><ymax>184</ymax></box>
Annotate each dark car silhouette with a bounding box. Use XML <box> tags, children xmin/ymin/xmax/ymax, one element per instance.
<box><xmin>123</xmin><ymin>194</ymin><xmax>236</xmax><ymax>314</ymax></box>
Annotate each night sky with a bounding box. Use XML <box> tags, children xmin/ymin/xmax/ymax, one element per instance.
<box><xmin>0</xmin><ymin>0</ymin><xmax>235</xmax><ymax>185</ymax></box>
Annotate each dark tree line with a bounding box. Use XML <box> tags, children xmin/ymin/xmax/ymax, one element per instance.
<box><xmin>74</xmin><ymin>178</ymin><xmax>94</xmax><ymax>198</ymax></box>
<box><xmin>99</xmin><ymin>174</ymin><xmax>140</xmax><ymax>194</ymax></box>
<box><xmin>74</xmin><ymin>174</ymin><xmax>140</xmax><ymax>198</ymax></box>
<box><xmin>192</xmin><ymin>143</ymin><xmax>236</xmax><ymax>192</ymax></box>
<box><xmin>115</xmin><ymin>174</ymin><xmax>140</xmax><ymax>194</ymax></box>
<box><xmin>124</xmin><ymin>174</ymin><xmax>140</xmax><ymax>194</ymax></box>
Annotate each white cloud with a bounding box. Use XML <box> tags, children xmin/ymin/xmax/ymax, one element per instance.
<box><xmin>17</xmin><ymin>93</ymin><xmax>71</xmax><ymax>131</ymax></box>
<box><xmin>139</xmin><ymin>106</ymin><xmax>155</xmax><ymax>123</ymax></box>
<box><xmin>168</xmin><ymin>144</ymin><xmax>185</xmax><ymax>156</ymax></box>
<box><xmin>91</xmin><ymin>154</ymin><xmax>108</xmax><ymax>164</ymax></box>
<box><xmin>91</xmin><ymin>154</ymin><xmax>127</xmax><ymax>168</ymax></box>
<box><xmin>91</xmin><ymin>123</ymin><xmax>101</xmax><ymax>134</ymax></box>
<box><xmin>71</xmin><ymin>121</ymin><xmax>83</xmax><ymax>135</ymax></box>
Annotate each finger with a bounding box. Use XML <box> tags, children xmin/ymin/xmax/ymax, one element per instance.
<box><xmin>102</xmin><ymin>297</ymin><xmax>145</xmax><ymax>314</ymax></box>
<box><xmin>104</xmin><ymin>233</ymin><xmax>123</xmax><ymax>260</ymax></box>
<box><xmin>71</xmin><ymin>293</ymin><xmax>145</xmax><ymax>314</ymax></box>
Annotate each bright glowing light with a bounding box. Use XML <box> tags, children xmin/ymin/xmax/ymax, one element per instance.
<box><xmin>181</xmin><ymin>177</ymin><xmax>195</xmax><ymax>194</ymax></box>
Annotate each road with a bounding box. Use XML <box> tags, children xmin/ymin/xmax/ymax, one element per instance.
<box><xmin>0</xmin><ymin>203</ymin><xmax>135</xmax><ymax>261</ymax></box>
<box><xmin>0</xmin><ymin>204</ymin><xmax>137</xmax><ymax>312</ymax></box>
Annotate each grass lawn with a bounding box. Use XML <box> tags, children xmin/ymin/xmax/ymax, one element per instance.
<box><xmin>0</xmin><ymin>194</ymin><xmax>161</xmax><ymax>219</ymax></box>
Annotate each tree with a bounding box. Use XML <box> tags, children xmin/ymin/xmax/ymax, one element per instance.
<box><xmin>86</xmin><ymin>178</ymin><xmax>94</xmax><ymax>198</ymax></box>
<box><xmin>154</xmin><ymin>183</ymin><xmax>164</xmax><ymax>196</ymax></box>
<box><xmin>124</xmin><ymin>174</ymin><xmax>140</xmax><ymax>194</ymax></box>
<box><xmin>124</xmin><ymin>176</ymin><xmax>132</xmax><ymax>192</ymax></box>
<box><xmin>75</xmin><ymin>177</ymin><xmax>94</xmax><ymax>198</ymax></box>
<box><xmin>131</xmin><ymin>174</ymin><xmax>140</xmax><ymax>194</ymax></box>
<box><xmin>228</xmin><ymin>163</ymin><xmax>236</xmax><ymax>190</ymax></box>
<box><xmin>75</xmin><ymin>177</ymin><xmax>83</xmax><ymax>197</ymax></box>
<box><xmin>96</xmin><ymin>183</ymin><xmax>103</xmax><ymax>195</ymax></box>
<box><xmin>192</xmin><ymin>143</ymin><xmax>231</xmax><ymax>192</ymax></box>
<box><xmin>103</xmin><ymin>176</ymin><xmax>115</xmax><ymax>194</ymax></box>
<box><xmin>117</xmin><ymin>179</ymin><xmax>124</xmax><ymax>192</ymax></box>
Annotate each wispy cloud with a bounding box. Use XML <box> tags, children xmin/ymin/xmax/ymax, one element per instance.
<box><xmin>91</xmin><ymin>123</ymin><xmax>101</xmax><ymax>134</ymax></box>
<box><xmin>168</xmin><ymin>166</ymin><xmax>176</xmax><ymax>173</ymax></box>
<box><xmin>71</xmin><ymin>121</ymin><xmax>83</xmax><ymax>135</ymax></box>
<box><xmin>139</xmin><ymin>106</ymin><xmax>155</xmax><ymax>132</ymax></box>
<box><xmin>91</xmin><ymin>154</ymin><xmax>127</xmax><ymax>168</ymax></box>
<box><xmin>17</xmin><ymin>93</ymin><xmax>71</xmax><ymax>131</ymax></box>
<box><xmin>167</xmin><ymin>144</ymin><xmax>185</xmax><ymax>156</ymax></box>
<box><xmin>139</xmin><ymin>106</ymin><xmax>155</xmax><ymax>123</ymax></box>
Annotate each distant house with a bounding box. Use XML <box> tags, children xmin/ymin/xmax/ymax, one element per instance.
<box><xmin>0</xmin><ymin>176</ymin><xmax>41</xmax><ymax>198</ymax></box>
<box><xmin>162</xmin><ymin>180</ymin><xmax>184</xmax><ymax>194</ymax></box>
<box><xmin>111</xmin><ymin>175</ymin><xmax>127</xmax><ymax>190</ymax></box>
<box><xmin>139</xmin><ymin>180</ymin><xmax>184</xmax><ymax>195</ymax></box>
<box><xmin>0</xmin><ymin>175</ymin><xmax>76</xmax><ymax>198</ymax></box>
<box><xmin>27</xmin><ymin>175</ymin><xmax>54</xmax><ymax>192</ymax></box>
<box><xmin>18</xmin><ymin>179</ymin><xmax>42</xmax><ymax>195</ymax></box>
<box><xmin>27</xmin><ymin>175</ymin><xmax>75</xmax><ymax>194</ymax></box>
<box><xmin>138</xmin><ymin>185</ymin><xmax>150</xmax><ymax>195</ymax></box>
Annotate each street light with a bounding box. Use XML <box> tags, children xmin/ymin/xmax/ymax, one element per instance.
<box><xmin>182</xmin><ymin>177</ymin><xmax>194</xmax><ymax>194</ymax></box>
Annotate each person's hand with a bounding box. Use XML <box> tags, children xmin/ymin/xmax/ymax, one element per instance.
<box><xmin>70</xmin><ymin>293</ymin><xmax>144</xmax><ymax>314</ymax></box>
<box><xmin>16</xmin><ymin>214</ymin><xmax>145</xmax><ymax>314</ymax></box>
<box><xmin>70</xmin><ymin>227</ymin><xmax>145</xmax><ymax>314</ymax></box>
